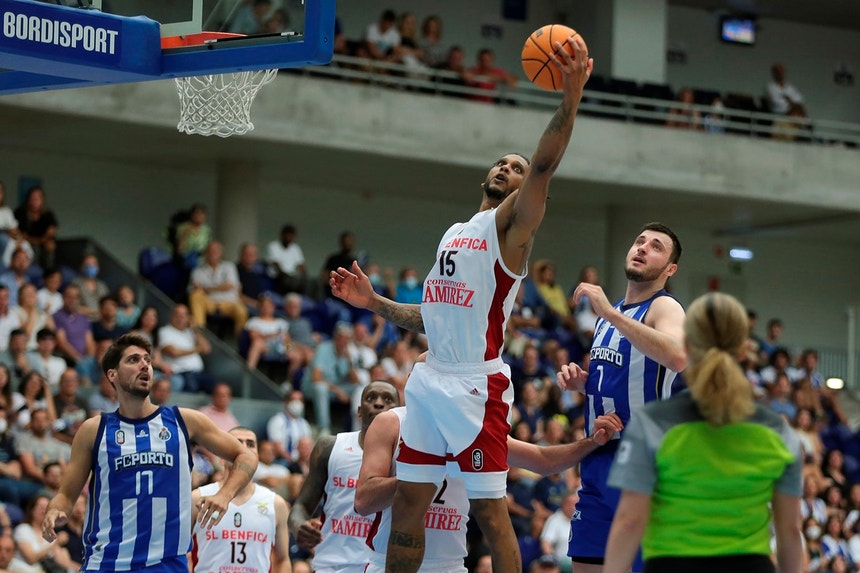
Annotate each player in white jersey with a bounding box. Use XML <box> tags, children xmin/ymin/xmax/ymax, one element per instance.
<box><xmin>288</xmin><ymin>381</ymin><xmax>400</xmax><ymax>573</ymax></box>
<box><xmin>41</xmin><ymin>333</ymin><xmax>258</xmax><ymax>573</ymax></box>
<box><xmin>355</xmin><ymin>407</ymin><xmax>623</xmax><ymax>573</ymax></box>
<box><xmin>557</xmin><ymin>223</ymin><xmax>686</xmax><ymax>573</ymax></box>
<box><xmin>330</xmin><ymin>35</ymin><xmax>592</xmax><ymax>573</ymax></box>
<box><xmin>191</xmin><ymin>427</ymin><xmax>291</xmax><ymax>573</ymax></box>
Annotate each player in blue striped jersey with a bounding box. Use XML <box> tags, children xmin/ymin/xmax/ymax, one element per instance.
<box><xmin>557</xmin><ymin>222</ymin><xmax>686</xmax><ymax>573</ymax></box>
<box><xmin>41</xmin><ymin>333</ymin><xmax>258</xmax><ymax>572</ymax></box>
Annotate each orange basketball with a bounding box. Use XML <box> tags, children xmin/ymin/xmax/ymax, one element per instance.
<box><xmin>521</xmin><ymin>24</ymin><xmax>586</xmax><ymax>91</ymax></box>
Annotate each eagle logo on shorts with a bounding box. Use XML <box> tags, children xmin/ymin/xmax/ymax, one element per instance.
<box><xmin>471</xmin><ymin>449</ymin><xmax>483</xmax><ymax>470</ymax></box>
<box><xmin>234</xmin><ymin>513</ymin><xmax>242</xmax><ymax>527</ymax></box>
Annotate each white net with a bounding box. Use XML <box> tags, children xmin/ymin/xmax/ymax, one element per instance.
<box><xmin>175</xmin><ymin>69</ymin><xmax>278</xmax><ymax>137</ymax></box>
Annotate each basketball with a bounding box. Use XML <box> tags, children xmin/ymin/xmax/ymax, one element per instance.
<box><xmin>521</xmin><ymin>24</ymin><xmax>586</xmax><ymax>91</ymax></box>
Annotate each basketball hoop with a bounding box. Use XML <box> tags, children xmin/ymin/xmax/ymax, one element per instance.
<box><xmin>165</xmin><ymin>33</ymin><xmax>278</xmax><ymax>137</ymax></box>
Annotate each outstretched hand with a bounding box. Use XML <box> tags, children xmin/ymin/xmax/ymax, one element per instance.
<box><xmin>330</xmin><ymin>261</ymin><xmax>375</xmax><ymax>310</ymax></box>
<box><xmin>592</xmin><ymin>413</ymin><xmax>624</xmax><ymax>446</ymax></box>
<box><xmin>549</xmin><ymin>35</ymin><xmax>593</xmax><ymax>97</ymax></box>
<box><xmin>42</xmin><ymin>508</ymin><xmax>67</xmax><ymax>542</ymax></box>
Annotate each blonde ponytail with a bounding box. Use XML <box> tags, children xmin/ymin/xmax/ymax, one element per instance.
<box><xmin>684</xmin><ymin>293</ymin><xmax>754</xmax><ymax>426</ymax></box>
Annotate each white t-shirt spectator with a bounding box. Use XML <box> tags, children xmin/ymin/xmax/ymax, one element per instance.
<box><xmin>190</xmin><ymin>261</ymin><xmax>241</xmax><ymax>303</ymax></box>
<box><xmin>0</xmin><ymin>206</ymin><xmax>17</xmax><ymax>233</ymax></box>
<box><xmin>158</xmin><ymin>324</ymin><xmax>205</xmax><ymax>373</ymax></box>
<box><xmin>365</xmin><ymin>23</ymin><xmax>400</xmax><ymax>54</ymax></box>
<box><xmin>265</xmin><ymin>241</ymin><xmax>305</xmax><ymax>275</ymax></box>
<box><xmin>37</xmin><ymin>288</ymin><xmax>63</xmax><ymax>315</ymax></box>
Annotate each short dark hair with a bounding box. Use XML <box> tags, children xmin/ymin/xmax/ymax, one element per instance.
<box><xmin>281</xmin><ymin>224</ymin><xmax>296</xmax><ymax>235</ymax></box>
<box><xmin>36</xmin><ymin>328</ymin><xmax>55</xmax><ymax>342</ymax></box>
<box><xmin>381</xmin><ymin>9</ymin><xmax>396</xmax><ymax>22</ymax></box>
<box><xmin>102</xmin><ymin>333</ymin><xmax>153</xmax><ymax>375</ymax></box>
<box><xmin>767</xmin><ymin>318</ymin><xmax>782</xmax><ymax>329</ymax></box>
<box><xmin>640</xmin><ymin>222</ymin><xmax>682</xmax><ymax>264</ymax></box>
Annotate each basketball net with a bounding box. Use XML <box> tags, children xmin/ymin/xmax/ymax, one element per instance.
<box><xmin>175</xmin><ymin>69</ymin><xmax>278</xmax><ymax>137</ymax></box>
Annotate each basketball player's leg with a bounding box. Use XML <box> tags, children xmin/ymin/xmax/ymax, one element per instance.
<box><xmin>470</xmin><ymin>497</ymin><xmax>521</xmax><ymax>573</ymax></box>
<box><xmin>386</xmin><ymin>480</ymin><xmax>439</xmax><ymax>573</ymax></box>
<box><xmin>570</xmin><ymin>561</ymin><xmax>603</xmax><ymax>573</ymax></box>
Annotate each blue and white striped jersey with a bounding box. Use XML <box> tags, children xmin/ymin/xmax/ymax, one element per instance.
<box><xmin>83</xmin><ymin>406</ymin><xmax>193</xmax><ymax>571</ymax></box>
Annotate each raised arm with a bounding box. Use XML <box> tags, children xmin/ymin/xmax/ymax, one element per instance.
<box><xmin>288</xmin><ymin>435</ymin><xmax>335</xmax><ymax>550</ymax></box>
<box><xmin>330</xmin><ymin>261</ymin><xmax>424</xmax><ymax>333</ymax></box>
<box><xmin>496</xmin><ymin>36</ymin><xmax>593</xmax><ymax>273</ymax></box>
<box><xmin>181</xmin><ymin>408</ymin><xmax>257</xmax><ymax>529</ymax></box>
<box><xmin>575</xmin><ymin>285</ymin><xmax>687</xmax><ymax>373</ymax></box>
<box><xmin>42</xmin><ymin>416</ymin><xmax>97</xmax><ymax>541</ymax></box>
<box><xmin>354</xmin><ymin>410</ymin><xmax>399</xmax><ymax>515</ymax></box>
<box><xmin>507</xmin><ymin>413</ymin><xmax>623</xmax><ymax>474</ymax></box>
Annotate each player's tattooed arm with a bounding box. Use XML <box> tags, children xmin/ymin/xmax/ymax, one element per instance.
<box><xmin>372</xmin><ymin>299</ymin><xmax>425</xmax><ymax>334</ymax></box>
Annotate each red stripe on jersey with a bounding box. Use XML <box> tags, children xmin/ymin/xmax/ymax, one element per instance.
<box><xmin>484</xmin><ymin>261</ymin><xmax>515</xmax><ymax>361</ymax></box>
<box><xmin>396</xmin><ymin>442</ymin><xmax>448</xmax><ymax>466</ymax></box>
<box><xmin>366</xmin><ymin>511</ymin><xmax>383</xmax><ymax>551</ymax></box>
<box><xmin>452</xmin><ymin>372</ymin><xmax>511</xmax><ymax>472</ymax></box>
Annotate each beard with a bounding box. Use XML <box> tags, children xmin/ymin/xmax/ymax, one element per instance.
<box><xmin>625</xmin><ymin>262</ymin><xmax>668</xmax><ymax>283</ymax></box>
<box><xmin>482</xmin><ymin>180</ymin><xmax>507</xmax><ymax>202</ymax></box>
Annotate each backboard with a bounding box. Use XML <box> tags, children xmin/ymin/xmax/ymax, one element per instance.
<box><xmin>0</xmin><ymin>0</ymin><xmax>334</xmax><ymax>95</ymax></box>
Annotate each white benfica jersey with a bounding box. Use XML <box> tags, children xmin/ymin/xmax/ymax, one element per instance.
<box><xmin>367</xmin><ymin>408</ymin><xmax>468</xmax><ymax>572</ymax></box>
<box><xmin>314</xmin><ymin>431</ymin><xmax>373</xmax><ymax>573</ymax></box>
<box><xmin>422</xmin><ymin>208</ymin><xmax>524</xmax><ymax>365</ymax></box>
<box><xmin>191</xmin><ymin>482</ymin><xmax>277</xmax><ymax>573</ymax></box>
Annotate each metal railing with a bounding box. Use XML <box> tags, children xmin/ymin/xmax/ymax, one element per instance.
<box><xmin>285</xmin><ymin>55</ymin><xmax>860</xmax><ymax>148</ymax></box>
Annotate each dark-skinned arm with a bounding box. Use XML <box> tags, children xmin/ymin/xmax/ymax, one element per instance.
<box><xmin>288</xmin><ymin>435</ymin><xmax>336</xmax><ymax>550</ymax></box>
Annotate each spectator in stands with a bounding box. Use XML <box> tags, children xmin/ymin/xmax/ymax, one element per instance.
<box><xmin>189</xmin><ymin>240</ymin><xmax>248</xmax><ymax>337</ymax></box>
<box><xmin>320</xmin><ymin>231</ymin><xmax>358</xmax><ymax>300</ymax></box>
<box><xmin>0</xmin><ymin>363</ymin><xmax>12</xmax><ymax>414</ymax></box>
<box><xmin>254</xmin><ymin>439</ymin><xmax>290</xmax><ymax>499</ymax></box>
<box><xmin>227</xmin><ymin>0</ymin><xmax>272</xmax><ymax>35</ymax></box>
<box><xmin>25</xmin><ymin>328</ymin><xmax>65</xmax><ymax>392</ymax></box>
<box><xmin>512</xmin><ymin>379</ymin><xmax>546</xmax><ymax>442</ymax></box>
<box><xmin>266</xmin><ymin>224</ymin><xmax>308</xmax><ymax>296</ymax></box>
<box><xmin>149</xmin><ymin>378</ymin><xmax>172</xmax><ymax>406</ymax></box>
<box><xmin>760</xmin><ymin>348</ymin><xmax>801</xmax><ymax>385</ymax></box>
<box><xmin>286</xmin><ymin>435</ymin><xmax>313</xmax><ymax>502</ymax></box>
<box><xmin>36</xmin><ymin>268</ymin><xmax>62</xmax><ymax>316</ymax></box>
<box><xmin>266</xmin><ymin>389</ymin><xmax>312</xmax><ymax>462</ymax></box>
<box><xmin>52</xmin><ymin>284</ymin><xmax>97</xmax><ymax>385</ymax></box>
<box><xmin>0</xmin><ymin>285</ymin><xmax>17</xmax><ymax>352</ymax></box>
<box><xmin>767</xmin><ymin>372</ymin><xmax>798</xmax><ymax>420</ymax></box>
<box><xmin>283</xmin><ymin>293</ymin><xmax>317</xmax><ymax>383</ymax></box>
<box><xmin>0</xmin><ymin>249</ymin><xmax>33</xmax><ymax>308</ymax></box>
<box><xmin>41</xmin><ymin>461</ymin><xmax>63</xmax><ymax>498</ymax></box>
<box><xmin>532</xmin><ymin>259</ymin><xmax>576</xmax><ymax>335</ymax></box>
<box><xmin>379</xmin><ymin>339</ymin><xmax>413</xmax><ymax>395</ymax></box>
<box><xmin>198</xmin><ymin>382</ymin><xmax>241</xmax><ymax>433</ymax></box>
<box><xmin>434</xmin><ymin>45</ymin><xmax>473</xmax><ymax>96</ymax></box>
<box><xmin>541</xmin><ymin>490</ymin><xmax>578</xmax><ymax>571</ymax></box>
<box><xmin>418</xmin><ymin>15</ymin><xmax>445</xmax><ymax>67</ymax></box>
<box><xmin>0</xmin><ymin>329</ymin><xmax>29</xmax><ymax>389</ymax></box>
<box><xmin>821</xmin><ymin>514</ymin><xmax>851</xmax><ymax>564</ymax></box>
<box><xmin>114</xmin><ymin>285</ymin><xmax>140</xmax><ymax>331</ymax></box>
<box><xmin>15</xmin><ymin>408</ymin><xmax>69</xmax><ymax>485</ymax></box>
<box><xmin>13</xmin><ymin>185</ymin><xmax>58</xmax><ymax>270</ymax></box>
<box><xmin>11</xmin><ymin>283</ymin><xmax>54</xmax><ymax>351</ymax></box>
<box><xmin>766</xmin><ymin>63</ymin><xmax>807</xmax><ymax>140</ymax></box>
<box><xmin>56</xmin><ymin>494</ymin><xmax>85</xmax><ymax>568</ymax></box>
<box><xmin>793</xmin><ymin>408</ymin><xmax>826</xmax><ymax>465</ymax></box>
<box><xmin>261</xmin><ymin>8</ymin><xmax>289</xmax><ymax>34</ymax></box>
<box><xmin>703</xmin><ymin>95</ymin><xmax>726</xmax><ymax>134</ymax></box>
<box><xmin>392</xmin><ymin>12</ymin><xmax>429</xmax><ymax>75</ymax></box>
<box><xmin>174</xmin><ymin>203</ymin><xmax>211</xmax><ymax>269</ymax></box>
<box><xmin>90</xmin><ymin>295</ymin><xmax>128</xmax><ymax>345</ymax></box>
<box><xmin>364</xmin><ymin>9</ymin><xmax>400</xmax><ymax>61</ymax></box>
<box><xmin>394</xmin><ymin>267</ymin><xmax>422</xmax><ymax>304</ymax></box>
<box><xmin>302</xmin><ymin>322</ymin><xmax>360</xmax><ymax>435</ymax></box>
<box><xmin>802</xmin><ymin>474</ymin><xmax>828</xmax><ymax>524</ymax></box>
<box><xmin>244</xmin><ymin>293</ymin><xmax>290</xmax><ymax>371</ymax></box>
<box><xmin>1</xmin><ymin>234</ymin><xmax>34</xmax><ymax>271</ymax></box>
<box><xmin>759</xmin><ymin>317</ymin><xmax>783</xmax><ymax>363</ymax></box>
<box><xmin>0</xmin><ymin>181</ymin><xmax>19</xmax><ymax>257</ymax></box>
<box><xmin>11</xmin><ymin>372</ymin><xmax>57</xmax><ymax>437</ymax></box>
<box><xmin>87</xmin><ymin>372</ymin><xmax>119</xmax><ymax>416</ymax></box>
<box><xmin>822</xmin><ymin>449</ymin><xmax>851</xmax><ymax>494</ymax></box>
<box><xmin>665</xmin><ymin>87</ymin><xmax>702</xmax><ymax>130</ymax></box>
<box><xmin>468</xmin><ymin>48</ymin><xmax>518</xmax><ymax>103</ymax></box>
<box><xmin>570</xmin><ymin>265</ymin><xmax>600</xmax><ymax>347</ymax></box>
<box><xmin>70</xmin><ymin>254</ymin><xmax>109</xmax><ymax>319</ymax></box>
<box><xmin>14</xmin><ymin>494</ymin><xmax>77</xmax><ymax>572</ymax></box>
<box><xmin>158</xmin><ymin>303</ymin><xmax>214</xmax><ymax>393</ymax></box>
<box><xmin>237</xmin><ymin>243</ymin><xmax>267</xmax><ymax>312</ymax></box>
<box><xmin>51</xmin><ymin>368</ymin><xmax>87</xmax><ymax>445</ymax></box>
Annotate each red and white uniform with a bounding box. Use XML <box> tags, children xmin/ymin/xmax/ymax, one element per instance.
<box><xmin>315</xmin><ymin>431</ymin><xmax>374</xmax><ymax>573</ymax></box>
<box><xmin>398</xmin><ymin>209</ymin><xmax>522</xmax><ymax>498</ymax></box>
<box><xmin>367</xmin><ymin>408</ymin><xmax>468</xmax><ymax>573</ymax></box>
<box><xmin>191</xmin><ymin>483</ymin><xmax>277</xmax><ymax>573</ymax></box>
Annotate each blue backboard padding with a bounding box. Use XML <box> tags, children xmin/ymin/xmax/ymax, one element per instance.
<box><xmin>0</xmin><ymin>0</ymin><xmax>334</xmax><ymax>94</ymax></box>
<box><xmin>0</xmin><ymin>0</ymin><xmax>161</xmax><ymax>81</ymax></box>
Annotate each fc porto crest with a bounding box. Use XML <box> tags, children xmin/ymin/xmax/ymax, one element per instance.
<box><xmin>114</xmin><ymin>430</ymin><xmax>125</xmax><ymax>445</ymax></box>
<box><xmin>158</xmin><ymin>427</ymin><xmax>171</xmax><ymax>441</ymax></box>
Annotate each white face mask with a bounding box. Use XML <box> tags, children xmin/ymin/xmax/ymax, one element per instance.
<box><xmin>805</xmin><ymin>525</ymin><xmax>821</xmax><ymax>540</ymax></box>
<box><xmin>286</xmin><ymin>400</ymin><xmax>304</xmax><ymax>418</ymax></box>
